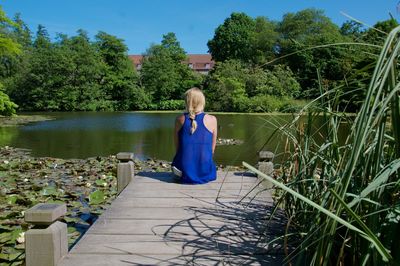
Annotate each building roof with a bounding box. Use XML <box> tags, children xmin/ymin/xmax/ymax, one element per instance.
<box><xmin>129</xmin><ymin>55</ymin><xmax>144</xmax><ymax>65</ymax></box>
<box><xmin>183</xmin><ymin>54</ymin><xmax>213</xmax><ymax>64</ymax></box>
<box><xmin>183</xmin><ymin>54</ymin><xmax>215</xmax><ymax>71</ymax></box>
<box><xmin>128</xmin><ymin>54</ymin><xmax>215</xmax><ymax>72</ymax></box>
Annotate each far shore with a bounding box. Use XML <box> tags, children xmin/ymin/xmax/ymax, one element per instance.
<box><xmin>0</xmin><ymin>114</ymin><xmax>54</xmax><ymax>127</ymax></box>
<box><xmin>0</xmin><ymin>111</ymin><xmax>295</xmax><ymax>127</ymax></box>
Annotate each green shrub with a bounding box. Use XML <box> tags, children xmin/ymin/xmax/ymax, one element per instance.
<box><xmin>130</xmin><ymin>87</ymin><xmax>152</xmax><ymax>110</ymax></box>
<box><xmin>278</xmin><ymin>98</ymin><xmax>308</xmax><ymax>113</ymax></box>
<box><xmin>247</xmin><ymin>95</ymin><xmax>279</xmax><ymax>112</ymax></box>
<box><xmin>0</xmin><ymin>90</ymin><xmax>18</xmax><ymax>116</ymax></box>
<box><xmin>156</xmin><ymin>99</ymin><xmax>185</xmax><ymax>110</ymax></box>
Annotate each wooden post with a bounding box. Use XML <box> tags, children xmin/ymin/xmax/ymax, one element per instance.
<box><xmin>25</xmin><ymin>203</ymin><xmax>68</xmax><ymax>266</ymax></box>
<box><xmin>116</xmin><ymin>152</ymin><xmax>135</xmax><ymax>194</ymax></box>
<box><xmin>258</xmin><ymin>151</ymin><xmax>274</xmax><ymax>188</ymax></box>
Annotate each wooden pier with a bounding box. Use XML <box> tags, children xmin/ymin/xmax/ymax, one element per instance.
<box><xmin>59</xmin><ymin>171</ymin><xmax>286</xmax><ymax>265</ymax></box>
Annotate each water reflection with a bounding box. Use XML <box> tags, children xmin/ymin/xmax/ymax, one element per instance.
<box><xmin>0</xmin><ymin>127</ymin><xmax>19</xmax><ymax>145</ymax></box>
<box><xmin>0</xmin><ymin>112</ymin><xmax>349</xmax><ymax>166</ymax></box>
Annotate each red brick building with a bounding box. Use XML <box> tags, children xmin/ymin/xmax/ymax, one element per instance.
<box><xmin>129</xmin><ymin>55</ymin><xmax>144</xmax><ymax>71</ymax></box>
<box><xmin>128</xmin><ymin>54</ymin><xmax>215</xmax><ymax>74</ymax></box>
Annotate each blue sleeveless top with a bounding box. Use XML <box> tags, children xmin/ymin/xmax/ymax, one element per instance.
<box><xmin>172</xmin><ymin>112</ymin><xmax>217</xmax><ymax>184</ymax></box>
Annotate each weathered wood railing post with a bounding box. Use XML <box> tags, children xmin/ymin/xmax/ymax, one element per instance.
<box><xmin>24</xmin><ymin>203</ymin><xmax>68</xmax><ymax>266</ymax></box>
<box><xmin>116</xmin><ymin>152</ymin><xmax>135</xmax><ymax>194</ymax></box>
<box><xmin>258</xmin><ymin>151</ymin><xmax>274</xmax><ymax>188</ymax></box>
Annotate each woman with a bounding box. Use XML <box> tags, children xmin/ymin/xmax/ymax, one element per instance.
<box><xmin>172</xmin><ymin>87</ymin><xmax>217</xmax><ymax>184</ymax></box>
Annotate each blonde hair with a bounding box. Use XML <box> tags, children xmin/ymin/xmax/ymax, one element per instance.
<box><xmin>185</xmin><ymin>87</ymin><xmax>205</xmax><ymax>134</ymax></box>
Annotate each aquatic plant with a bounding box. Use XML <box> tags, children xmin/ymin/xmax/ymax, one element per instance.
<box><xmin>0</xmin><ymin>148</ymin><xmax>119</xmax><ymax>265</ymax></box>
<box><xmin>244</xmin><ymin>25</ymin><xmax>400</xmax><ymax>265</ymax></box>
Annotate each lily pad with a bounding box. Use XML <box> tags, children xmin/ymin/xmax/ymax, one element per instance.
<box><xmin>40</xmin><ymin>187</ymin><xmax>58</xmax><ymax>196</ymax></box>
<box><xmin>0</xmin><ymin>225</ymin><xmax>12</xmax><ymax>232</ymax></box>
<box><xmin>67</xmin><ymin>226</ymin><xmax>78</xmax><ymax>234</ymax></box>
<box><xmin>6</xmin><ymin>195</ymin><xmax>18</xmax><ymax>205</ymax></box>
<box><xmin>64</xmin><ymin>217</ymin><xmax>81</xmax><ymax>224</ymax></box>
<box><xmin>0</xmin><ymin>252</ymin><xmax>21</xmax><ymax>261</ymax></box>
<box><xmin>5</xmin><ymin>177</ymin><xmax>16</xmax><ymax>185</ymax></box>
<box><xmin>0</xmin><ymin>232</ymin><xmax>12</xmax><ymax>244</ymax></box>
<box><xmin>95</xmin><ymin>179</ymin><xmax>107</xmax><ymax>187</ymax></box>
<box><xmin>0</xmin><ymin>247</ymin><xmax>24</xmax><ymax>263</ymax></box>
<box><xmin>0</xmin><ymin>228</ymin><xmax>22</xmax><ymax>245</ymax></box>
<box><xmin>89</xmin><ymin>190</ymin><xmax>105</xmax><ymax>205</ymax></box>
<box><xmin>46</xmin><ymin>199</ymin><xmax>65</xmax><ymax>204</ymax></box>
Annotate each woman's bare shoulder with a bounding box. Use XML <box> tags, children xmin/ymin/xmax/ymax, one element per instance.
<box><xmin>204</xmin><ymin>114</ymin><xmax>217</xmax><ymax>132</ymax></box>
<box><xmin>205</xmin><ymin>114</ymin><xmax>217</xmax><ymax>123</ymax></box>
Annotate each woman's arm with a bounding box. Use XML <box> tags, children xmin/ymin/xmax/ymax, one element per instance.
<box><xmin>174</xmin><ymin>115</ymin><xmax>185</xmax><ymax>151</ymax></box>
<box><xmin>211</xmin><ymin>116</ymin><xmax>217</xmax><ymax>154</ymax></box>
<box><xmin>204</xmin><ymin>114</ymin><xmax>217</xmax><ymax>154</ymax></box>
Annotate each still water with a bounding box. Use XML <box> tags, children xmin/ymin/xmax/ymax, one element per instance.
<box><xmin>0</xmin><ymin>112</ymin><xmax>339</xmax><ymax>166</ymax></box>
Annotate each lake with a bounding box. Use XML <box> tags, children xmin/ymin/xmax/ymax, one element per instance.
<box><xmin>0</xmin><ymin>112</ymin><xmax>345</xmax><ymax>166</ymax></box>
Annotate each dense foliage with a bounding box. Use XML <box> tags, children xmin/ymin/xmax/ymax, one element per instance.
<box><xmin>206</xmin><ymin>9</ymin><xmax>398</xmax><ymax>111</ymax></box>
<box><xmin>0</xmin><ymin>6</ymin><xmax>398</xmax><ymax>115</ymax></box>
<box><xmin>140</xmin><ymin>32</ymin><xmax>202</xmax><ymax>109</ymax></box>
<box><xmin>245</xmin><ymin>24</ymin><xmax>400</xmax><ymax>265</ymax></box>
<box><xmin>0</xmin><ymin>8</ymin><xmax>21</xmax><ymax>115</ymax></box>
<box><xmin>204</xmin><ymin>60</ymin><xmax>301</xmax><ymax>112</ymax></box>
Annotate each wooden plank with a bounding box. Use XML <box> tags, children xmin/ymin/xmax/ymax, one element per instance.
<box><xmin>117</xmin><ymin>188</ymin><xmax>272</xmax><ymax>199</ymax></box>
<box><xmin>85</xmin><ymin>218</ymin><xmax>267</xmax><ymax>236</ymax></box>
<box><xmin>100</xmin><ymin>207</ymin><xmax>192</xmax><ymax>220</ymax></box>
<box><xmin>122</xmin><ymin>181</ymin><xmax>261</xmax><ymax>191</ymax></box>
<box><xmin>59</xmin><ymin>254</ymin><xmax>284</xmax><ymax>266</ymax></box>
<box><xmin>60</xmin><ymin>171</ymin><xmax>284</xmax><ymax>265</ymax></box>
<box><xmin>109</xmin><ymin>197</ymin><xmax>272</xmax><ymax>209</ymax></box>
<box><xmin>133</xmin><ymin>171</ymin><xmax>259</xmax><ymax>184</ymax></box>
<box><xmin>100</xmin><ymin>207</ymin><xmax>271</xmax><ymax>220</ymax></box>
<box><xmin>69</xmin><ymin>234</ymin><xmax>284</xmax><ymax>255</ymax></box>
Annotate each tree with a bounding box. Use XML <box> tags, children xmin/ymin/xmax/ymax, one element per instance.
<box><xmin>0</xmin><ymin>82</ymin><xmax>17</xmax><ymax>115</ymax></box>
<box><xmin>95</xmin><ymin>31</ymin><xmax>141</xmax><ymax>110</ymax></box>
<box><xmin>207</xmin><ymin>13</ymin><xmax>256</xmax><ymax>63</ymax></box>
<box><xmin>204</xmin><ymin>60</ymin><xmax>248</xmax><ymax>111</ymax></box>
<box><xmin>0</xmin><ymin>13</ymin><xmax>31</xmax><ymax>87</ymax></box>
<box><xmin>277</xmin><ymin>8</ymin><xmax>351</xmax><ymax>97</ymax></box>
<box><xmin>1</xmin><ymin>13</ymin><xmax>31</xmax><ymax>112</ymax></box>
<box><xmin>252</xmin><ymin>17</ymin><xmax>279</xmax><ymax>64</ymax></box>
<box><xmin>8</xmin><ymin>23</ymin><xmax>147</xmax><ymax>112</ymax></box>
<box><xmin>363</xmin><ymin>18</ymin><xmax>399</xmax><ymax>45</ymax></box>
<box><xmin>248</xmin><ymin>65</ymin><xmax>300</xmax><ymax>98</ymax></box>
<box><xmin>141</xmin><ymin>44</ymin><xmax>182</xmax><ymax>102</ymax></box>
<box><xmin>160</xmin><ymin>32</ymin><xmax>186</xmax><ymax>61</ymax></box>
<box><xmin>337</xmin><ymin>19</ymin><xmax>399</xmax><ymax>112</ymax></box>
<box><xmin>140</xmin><ymin>32</ymin><xmax>201</xmax><ymax>105</ymax></box>
<box><xmin>207</xmin><ymin>13</ymin><xmax>280</xmax><ymax>65</ymax></box>
<box><xmin>14</xmin><ymin>28</ymin><xmax>110</xmax><ymax>111</ymax></box>
<box><xmin>65</xmin><ymin>30</ymin><xmax>107</xmax><ymax>111</ymax></box>
<box><xmin>12</xmin><ymin>13</ymin><xmax>32</xmax><ymax>47</ymax></box>
<box><xmin>33</xmin><ymin>24</ymin><xmax>51</xmax><ymax>49</ymax></box>
<box><xmin>15</xmin><ymin>27</ymin><xmax>75</xmax><ymax>111</ymax></box>
<box><xmin>340</xmin><ymin>20</ymin><xmax>364</xmax><ymax>39</ymax></box>
<box><xmin>204</xmin><ymin>59</ymin><xmax>301</xmax><ymax>112</ymax></box>
<box><xmin>5</xmin><ymin>13</ymin><xmax>32</xmax><ymax>76</ymax></box>
<box><xmin>0</xmin><ymin>6</ymin><xmax>21</xmax><ymax>115</ymax></box>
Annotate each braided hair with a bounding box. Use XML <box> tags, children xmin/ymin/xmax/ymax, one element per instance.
<box><xmin>185</xmin><ymin>87</ymin><xmax>205</xmax><ymax>134</ymax></box>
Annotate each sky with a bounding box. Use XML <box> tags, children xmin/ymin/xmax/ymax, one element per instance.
<box><xmin>2</xmin><ymin>0</ymin><xmax>400</xmax><ymax>55</ymax></box>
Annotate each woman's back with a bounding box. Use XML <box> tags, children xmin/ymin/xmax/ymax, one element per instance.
<box><xmin>172</xmin><ymin>112</ymin><xmax>216</xmax><ymax>184</ymax></box>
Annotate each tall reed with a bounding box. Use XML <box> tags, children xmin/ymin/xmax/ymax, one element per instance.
<box><xmin>244</xmin><ymin>25</ymin><xmax>400</xmax><ymax>265</ymax></box>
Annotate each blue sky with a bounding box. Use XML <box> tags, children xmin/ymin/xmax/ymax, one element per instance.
<box><xmin>2</xmin><ymin>0</ymin><xmax>399</xmax><ymax>54</ymax></box>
